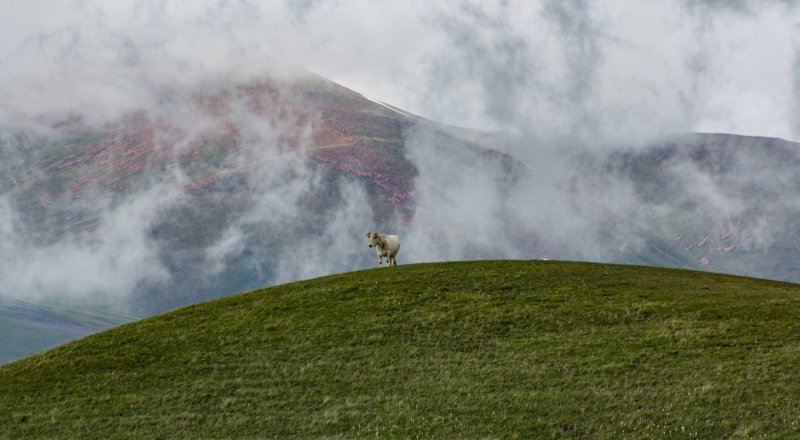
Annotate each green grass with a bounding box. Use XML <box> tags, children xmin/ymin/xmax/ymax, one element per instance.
<box><xmin>2</xmin><ymin>260</ymin><xmax>800</xmax><ymax>438</ymax></box>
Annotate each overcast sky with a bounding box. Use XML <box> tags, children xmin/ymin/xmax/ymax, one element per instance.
<box><xmin>0</xmin><ymin>0</ymin><xmax>798</xmax><ymax>141</ymax></box>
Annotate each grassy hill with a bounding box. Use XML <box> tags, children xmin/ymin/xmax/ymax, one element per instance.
<box><xmin>1</xmin><ymin>260</ymin><xmax>800</xmax><ymax>438</ymax></box>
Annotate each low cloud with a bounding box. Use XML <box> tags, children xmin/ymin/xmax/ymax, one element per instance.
<box><xmin>0</xmin><ymin>185</ymin><xmax>174</xmax><ymax>305</ymax></box>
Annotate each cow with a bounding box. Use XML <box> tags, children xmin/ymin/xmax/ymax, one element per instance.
<box><xmin>365</xmin><ymin>231</ymin><xmax>401</xmax><ymax>267</ymax></box>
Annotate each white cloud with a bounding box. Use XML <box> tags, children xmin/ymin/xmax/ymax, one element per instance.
<box><xmin>1</xmin><ymin>0</ymin><xmax>798</xmax><ymax>139</ymax></box>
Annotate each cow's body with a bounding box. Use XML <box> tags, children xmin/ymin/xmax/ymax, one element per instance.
<box><xmin>365</xmin><ymin>232</ymin><xmax>401</xmax><ymax>267</ymax></box>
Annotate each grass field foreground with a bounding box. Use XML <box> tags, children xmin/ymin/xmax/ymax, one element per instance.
<box><xmin>1</xmin><ymin>260</ymin><xmax>800</xmax><ymax>438</ymax></box>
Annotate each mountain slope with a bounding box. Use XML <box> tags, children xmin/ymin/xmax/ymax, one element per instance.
<box><xmin>0</xmin><ymin>73</ymin><xmax>541</xmax><ymax>364</ymax></box>
<box><xmin>2</xmin><ymin>260</ymin><xmax>799</xmax><ymax>438</ymax></box>
<box><xmin>583</xmin><ymin>133</ymin><xmax>800</xmax><ymax>279</ymax></box>
<box><xmin>0</xmin><ymin>73</ymin><xmax>530</xmax><ymax>305</ymax></box>
<box><xmin>0</xmin><ymin>299</ymin><xmax>132</xmax><ymax>364</ymax></box>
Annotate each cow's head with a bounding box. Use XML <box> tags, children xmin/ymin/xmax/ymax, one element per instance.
<box><xmin>365</xmin><ymin>231</ymin><xmax>382</xmax><ymax>248</ymax></box>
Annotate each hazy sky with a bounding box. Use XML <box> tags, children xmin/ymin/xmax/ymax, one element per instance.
<box><xmin>1</xmin><ymin>0</ymin><xmax>798</xmax><ymax>141</ymax></box>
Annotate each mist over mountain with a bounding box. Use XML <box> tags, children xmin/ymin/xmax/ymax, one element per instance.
<box><xmin>571</xmin><ymin>133</ymin><xmax>800</xmax><ymax>279</ymax></box>
<box><xmin>2</xmin><ymin>0</ymin><xmax>799</xmax><ymax>363</ymax></box>
<box><xmin>3</xmin><ymin>73</ymin><xmax>800</xmax><ymax>364</ymax></box>
<box><xmin>3</xmin><ymin>73</ymin><xmax>800</xmax><ymax>311</ymax></box>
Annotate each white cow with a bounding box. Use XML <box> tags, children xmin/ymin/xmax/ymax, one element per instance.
<box><xmin>365</xmin><ymin>231</ymin><xmax>401</xmax><ymax>267</ymax></box>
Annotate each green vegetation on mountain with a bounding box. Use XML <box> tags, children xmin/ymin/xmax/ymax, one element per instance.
<box><xmin>2</xmin><ymin>260</ymin><xmax>800</xmax><ymax>438</ymax></box>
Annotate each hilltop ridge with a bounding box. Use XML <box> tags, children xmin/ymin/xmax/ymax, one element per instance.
<box><xmin>2</xmin><ymin>260</ymin><xmax>799</xmax><ymax>438</ymax></box>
